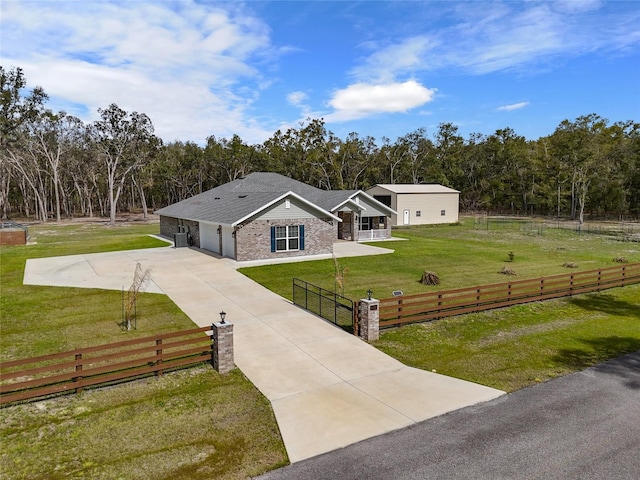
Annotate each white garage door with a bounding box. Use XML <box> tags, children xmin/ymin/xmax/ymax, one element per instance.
<box><xmin>200</xmin><ymin>223</ymin><xmax>220</xmax><ymax>254</ymax></box>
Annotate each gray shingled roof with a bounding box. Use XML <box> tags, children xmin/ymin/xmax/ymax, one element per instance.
<box><xmin>155</xmin><ymin>172</ymin><xmax>357</xmax><ymax>225</ymax></box>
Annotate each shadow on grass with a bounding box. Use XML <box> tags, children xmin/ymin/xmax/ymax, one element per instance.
<box><xmin>553</xmin><ymin>338</ymin><xmax>640</xmax><ymax>390</ymax></box>
<box><xmin>568</xmin><ymin>293</ymin><xmax>640</xmax><ymax>319</ymax></box>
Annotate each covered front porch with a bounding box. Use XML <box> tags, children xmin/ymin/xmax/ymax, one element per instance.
<box><xmin>337</xmin><ymin>211</ymin><xmax>392</xmax><ymax>242</ymax></box>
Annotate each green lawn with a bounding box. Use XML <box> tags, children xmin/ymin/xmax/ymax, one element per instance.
<box><xmin>0</xmin><ymin>223</ymin><xmax>189</xmax><ymax>360</ymax></box>
<box><xmin>0</xmin><ymin>222</ymin><xmax>288</xmax><ymax>480</ymax></box>
<box><xmin>239</xmin><ymin>218</ymin><xmax>640</xmax><ymax>392</ymax></box>
<box><xmin>1</xmin><ymin>219</ymin><xmax>638</xmax><ymax>478</ymax></box>
<box><xmin>0</xmin><ymin>367</ymin><xmax>286</xmax><ymax>480</ymax></box>
<box><xmin>373</xmin><ymin>285</ymin><xmax>640</xmax><ymax>392</ymax></box>
<box><xmin>239</xmin><ymin>218</ymin><xmax>639</xmax><ymax>301</ymax></box>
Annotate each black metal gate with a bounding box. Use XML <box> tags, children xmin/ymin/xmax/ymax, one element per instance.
<box><xmin>293</xmin><ymin>278</ymin><xmax>355</xmax><ymax>334</ymax></box>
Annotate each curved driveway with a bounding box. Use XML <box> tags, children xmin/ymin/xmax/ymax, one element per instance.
<box><xmin>23</xmin><ymin>243</ymin><xmax>504</xmax><ymax>463</ymax></box>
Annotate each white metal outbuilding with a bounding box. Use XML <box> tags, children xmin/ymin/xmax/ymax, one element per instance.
<box><xmin>366</xmin><ymin>184</ymin><xmax>460</xmax><ymax>226</ymax></box>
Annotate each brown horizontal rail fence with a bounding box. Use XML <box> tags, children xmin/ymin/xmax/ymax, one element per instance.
<box><xmin>0</xmin><ymin>326</ymin><xmax>212</xmax><ymax>405</ymax></box>
<box><xmin>379</xmin><ymin>263</ymin><xmax>640</xmax><ymax>329</ymax></box>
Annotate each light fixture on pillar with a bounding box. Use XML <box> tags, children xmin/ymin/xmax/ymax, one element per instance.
<box><xmin>219</xmin><ymin>310</ymin><xmax>226</xmax><ymax>324</ymax></box>
<box><xmin>367</xmin><ymin>289</ymin><xmax>373</xmax><ymax>300</ymax></box>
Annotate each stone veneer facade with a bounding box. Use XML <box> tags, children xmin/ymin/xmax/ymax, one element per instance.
<box><xmin>159</xmin><ymin>216</ymin><xmax>201</xmax><ymax>247</ymax></box>
<box><xmin>358</xmin><ymin>298</ymin><xmax>380</xmax><ymax>341</ymax></box>
<box><xmin>235</xmin><ymin>217</ymin><xmax>335</xmax><ymax>262</ymax></box>
<box><xmin>212</xmin><ymin>321</ymin><xmax>234</xmax><ymax>374</ymax></box>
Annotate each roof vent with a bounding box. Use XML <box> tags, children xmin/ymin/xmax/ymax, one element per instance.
<box><xmin>214</xmin><ymin>197</ymin><xmax>220</xmax><ymax>200</ymax></box>
<box><xmin>238</xmin><ymin>195</ymin><xmax>247</xmax><ymax>198</ymax></box>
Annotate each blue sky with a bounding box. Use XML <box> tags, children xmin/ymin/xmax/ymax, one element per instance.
<box><xmin>1</xmin><ymin>0</ymin><xmax>639</xmax><ymax>145</ymax></box>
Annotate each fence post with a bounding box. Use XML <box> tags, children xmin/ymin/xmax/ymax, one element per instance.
<box><xmin>353</xmin><ymin>300</ymin><xmax>360</xmax><ymax>337</ymax></box>
<box><xmin>74</xmin><ymin>352</ymin><xmax>83</xmax><ymax>394</ymax></box>
<box><xmin>156</xmin><ymin>339</ymin><xmax>163</xmax><ymax>376</ymax></box>
<box><xmin>621</xmin><ymin>266</ymin><xmax>626</xmax><ymax>286</ymax></box>
<box><xmin>359</xmin><ymin>297</ymin><xmax>380</xmax><ymax>342</ymax></box>
<box><xmin>212</xmin><ymin>321</ymin><xmax>234</xmax><ymax>374</ymax></box>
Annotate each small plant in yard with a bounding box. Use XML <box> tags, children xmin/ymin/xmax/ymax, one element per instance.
<box><xmin>333</xmin><ymin>254</ymin><xmax>349</xmax><ymax>296</ymax></box>
<box><xmin>507</xmin><ymin>251</ymin><xmax>515</xmax><ymax>262</ymax></box>
<box><xmin>613</xmin><ymin>256</ymin><xmax>628</xmax><ymax>263</ymax></box>
<box><xmin>563</xmin><ymin>262</ymin><xmax>579</xmax><ymax>268</ymax></box>
<box><xmin>0</xmin><ymin>223</ymin><xmax>289</xmax><ymax>480</ymax></box>
<box><xmin>420</xmin><ymin>271</ymin><xmax>440</xmax><ymax>285</ymax></box>
<box><xmin>122</xmin><ymin>262</ymin><xmax>151</xmax><ymax>331</ymax></box>
<box><xmin>500</xmin><ymin>266</ymin><xmax>517</xmax><ymax>275</ymax></box>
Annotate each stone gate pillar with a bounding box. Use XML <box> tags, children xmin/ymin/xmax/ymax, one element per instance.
<box><xmin>212</xmin><ymin>321</ymin><xmax>234</xmax><ymax>374</ymax></box>
<box><xmin>359</xmin><ymin>298</ymin><xmax>380</xmax><ymax>341</ymax></box>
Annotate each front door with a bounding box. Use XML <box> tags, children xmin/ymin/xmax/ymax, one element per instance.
<box><xmin>403</xmin><ymin>209</ymin><xmax>410</xmax><ymax>225</ymax></box>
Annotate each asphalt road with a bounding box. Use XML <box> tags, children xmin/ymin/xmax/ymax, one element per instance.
<box><xmin>257</xmin><ymin>351</ymin><xmax>640</xmax><ymax>480</ymax></box>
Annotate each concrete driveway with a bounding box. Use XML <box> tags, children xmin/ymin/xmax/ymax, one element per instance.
<box><xmin>257</xmin><ymin>350</ymin><xmax>640</xmax><ymax>479</ymax></box>
<box><xmin>23</xmin><ymin>243</ymin><xmax>504</xmax><ymax>463</ymax></box>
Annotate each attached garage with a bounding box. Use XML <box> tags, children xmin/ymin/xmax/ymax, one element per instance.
<box><xmin>200</xmin><ymin>223</ymin><xmax>220</xmax><ymax>254</ymax></box>
<box><xmin>220</xmin><ymin>226</ymin><xmax>235</xmax><ymax>259</ymax></box>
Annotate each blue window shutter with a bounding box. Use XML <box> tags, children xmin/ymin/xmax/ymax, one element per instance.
<box><xmin>270</xmin><ymin>226</ymin><xmax>276</xmax><ymax>252</ymax></box>
<box><xmin>300</xmin><ymin>225</ymin><xmax>305</xmax><ymax>250</ymax></box>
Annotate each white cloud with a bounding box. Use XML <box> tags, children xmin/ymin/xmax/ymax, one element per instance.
<box><xmin>287</xmin><ymin>91</ymin><xmax>308</xmax><ymax>106</ymax></box>
<box><xmin>497</xmin><ymin>102</ymin><xmax>530</xmax><ymax>111</ymax></box>
<box><xmin>553</xmin><ymin>0</ymin><xmax>601</xmax><ymax>14</ymax></box>
<box><xmin>326</xmin><ymin>80</ymin><xmax>437</xmax><ymax>122</ymax></box>
<box><xmin>0</xmin><ymin>0</ymin><xmax>277</xmax><ymax>144</ymax></box>
<box><xmin>349</xmin><ymin>1</ymin><xmax>639</xmax><ymax>79</ymax></box>
<box><xmin>351</xmin><ymin>36</ymin><xmax>438</xmax><ymax>82</ymax></box>
<box><xmin>1</xmin><ymin>0</ymin><xmax>637</xmax><ymax>144</ymax></box>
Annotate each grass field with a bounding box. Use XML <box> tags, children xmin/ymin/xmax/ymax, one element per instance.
<box><xmin>373</xmin><ymin>285</ymin><xmax>640</xmax><ymax>391</ymax></box>
<box><xmin>239</xmin><ymin>218</ymin><xmax>639</xmax><ymax>301</ymax></box>
<box><xmin>1</xmin><ymin>218</ymin><xmax>638</xmax><ymax>478</ymax></box>
<box><xmin>0</xmin><ymin>221</ymin><xmax>288</xmax><ymax>479</ymax></box>
<box><xmin>239</xmin><ymin>218</ymin><xmax>640</xmax><ymax>392</ymax></box>
<box><xmin>0</xmin><ymin>222</ymin><xmax>191</xmax><ymax>360</ymax></box>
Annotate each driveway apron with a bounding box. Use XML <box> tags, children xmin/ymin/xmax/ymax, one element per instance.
<box><xmin>23</xmin><ymin>246</ymin><xmax>504</xmax><ymax>463</ymax></box>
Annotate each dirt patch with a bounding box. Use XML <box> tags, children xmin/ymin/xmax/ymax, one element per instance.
<box><xmin>10</xmin><ymin>213</ymin><xmax>160</xmax><ymax>227</ymax></box>
<box><xmin>474</xmin><ymin>317</ymin><xmax>577</xmax><ymax>348</ymax></box>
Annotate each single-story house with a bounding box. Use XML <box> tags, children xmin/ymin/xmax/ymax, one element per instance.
<box><xmin>155</xmin><ymin>172</ymin><xmax>396</xmax><ymax>262</ymax></box>
<box><xmin>366</xmin><ymin>184</ymin><xmax>460</xmax><ymax>226</ymax></box>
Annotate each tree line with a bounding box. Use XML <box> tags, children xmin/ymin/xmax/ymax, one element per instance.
<box><xmin>2</xmin><ymin>66</ymin><xmax>639</xmax><ymax>224</ymax></box>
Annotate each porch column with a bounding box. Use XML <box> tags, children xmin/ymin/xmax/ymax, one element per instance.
<box><xmin>353</xmin><ymin>212</ymin><xmax>359</xmax><ymax>241</ymax></box>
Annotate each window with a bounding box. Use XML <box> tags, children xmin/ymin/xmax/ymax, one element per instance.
<box><xmin>271</xmin><ymin>225</ymin><xmax>304</xmax><ymax>252</ymax></box>
<box><xmin>359</xmin><ymin>216</ymin><xmax>371</xmax><ymax>230</ymax></box>
<box><xmin>416</xmin><ymin>211</ymin><xmax>421</xmax><ymax>217</ymax></box>
<box><xmin>441</xmin><ymin>210</ymin><xmax>446</xmax><ymax>216</ymax></box>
